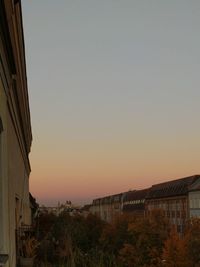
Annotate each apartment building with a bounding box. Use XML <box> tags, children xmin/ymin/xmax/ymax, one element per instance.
<box><xmin>91</xmin><ymin>193</ymin><xmax>124</xmax><ymax>222</ymax></box>
<box><xmin>0</xmin><ymin>1</ymin><xmax>32</xmax><ymax>266</ymax></box>
<box><xmin>122</xmin><ymin>188</ymin><xmax>149</xmax><ymax>217</ymax></box>
<box><xmin>91</xmin><ymin>175</ymin><xmax>200</xmax><ymax>230</ymax></box>
<box><xmin>91</xmin><ymin>189</ymin><xmax>149</xmax><ymax>222</ymax></box>
<box><xmin>146</xmin><ymin>175</ymin><xmax>200</xmax><ymax>232</ymax></box>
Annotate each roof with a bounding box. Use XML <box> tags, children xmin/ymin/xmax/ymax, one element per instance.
<box><xmin>146</xmin><ymin>175</ymin><xmax>200</xmax><ymax>199</ymax></box>
<box><xmin>93</xmin><ymin>192</ymin><xmax>125</xmax><ymax>205</ymax></box>
<box><xmin>123</xmin><ymin>188</ymin><xmax>150</xmax><ymax>202</ymax></box>
<box><xmin>123</xmin><ymin>189</ymin><xmax>149</xmax><ymax>212</ymax></box>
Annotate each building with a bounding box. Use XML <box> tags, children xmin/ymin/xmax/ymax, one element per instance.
<box><xmin>91</xmin><ymin>189</ymin><xmax>149</xmax><ymax>222</ymax></box>
<box><xmin>0</xmin><ymin>1</ymin><xmax>32</xmax><ymax>266</ymax></box>
<box><xmin>90</xmin><ymin>175</ymin><xmax>200</xmax><ymax>229</ymax></box>
<box><xmin>39</xmin><ymin>201</ymin><xmax>74</xmax><ymax>216</ymax></box>
<box><xmin>81</xmin><ymin>204</ymin><xmax>92</xmax><ymax>218</ymax></box>
<box><xmin>122</xmin><ymin>188</ymin><xmax>150</xmax><ymax>217</ymax></box>
<box><xmin>91</xmin><ymin>198</ymin><xmax>101</xmax><ymax>217</ymax></box>
<box><xmin>146</xmin><ymin>175</ymin><xmax>200</xmax><ymax>233</ymax></box>
<box><xmin>91</xmin><ymin>193</ymin><xmax>125</xmax><ymax>222</ymax></box>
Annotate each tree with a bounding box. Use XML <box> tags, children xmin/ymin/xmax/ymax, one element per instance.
<box><xmin>186</xmin><ymin>218</ymin><xmax>200</xmax><ymax>267</ymax></box>
<box><xmin>162</xmin><ymin>227</ymin><xmax>189</xmax><ymax>267</ymax></box>
<box><xmin>100</xmin><ymin>214</ymin><xmax>131</xmax><ymax>254</ymax></box>
<box><xmin>118</xmin><ymin>243</ymin><xmax>139</xmax><ymax>267</ymax></box>
<box><xmin>126</xmin><ymin>209</ymin><xmax>169</xmax><ymax>267</ymax></box>
<box><xmin>37</xmin><ymin>212</ymin><xmax>57</xmax><ymax>240</ymax></box>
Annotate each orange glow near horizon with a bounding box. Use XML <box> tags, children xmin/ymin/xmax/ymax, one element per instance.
<box><xmin>29</xmin><ymin>131</ymin><xmax>200</xmax><ymax>205</ymax></box>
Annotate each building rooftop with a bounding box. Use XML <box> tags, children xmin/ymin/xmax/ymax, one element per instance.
<box><xmin>123</xmin><ymin>188</ymin><xmax>149</xmax><ymax>202</ymax></box>
<box><xmin>123</xmin><ymin>188</ymin><xmax>149</xmax><ymax>212</ymax></box>
<box><xmin>146</xmin><ymin>175</ymin><xmax>200</xmax><ymax>199</ymax></box>
<box><xmin>93</xmin><ymin>192</ymin><xmax>125</xmax><ymax>205</ymax></box>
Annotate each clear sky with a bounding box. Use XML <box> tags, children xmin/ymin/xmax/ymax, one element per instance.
<box><xmin>22</xmin><ymin>0</ymin><xmax>200</xmax><ymax>206</ymax></box>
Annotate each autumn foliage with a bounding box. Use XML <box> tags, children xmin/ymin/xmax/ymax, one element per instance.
<box><xmin>36</xmin><ymin>211</ymin><xmax>200</xmax><ymax>267</ymax></box>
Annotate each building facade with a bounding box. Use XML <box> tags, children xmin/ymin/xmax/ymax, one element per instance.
<box><xmin>91</xmin><ymin>189</ymin><xmax>149</xmax><ymax>222</ymax></box>
<box><xmin>146</xmin><ymin>175</ymin><xmax>200</xmax><ymax>232</ymax></box>
<box><xmin>91</xmin><ymin>193</ymin><xmax>125</xmax><ymax>222</ymax></box>
<box><xmin>90</xmin><ymin>175</ymin><xmax>200</xmax><ymax>230</ymax></box>
<box><xmin>0</xmin><ymin>1</ymin><xmax>32</xmax><ymax>266</ymax></box>
<box><xmin>122</xmin><ymin>188</ymin><xmax>149</xmax><ymax>217</ymax></box>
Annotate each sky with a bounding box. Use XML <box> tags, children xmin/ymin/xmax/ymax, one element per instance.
<box><xmin>22</xmin><ymin>0</ymin><xmax>200</xmax><ymax>206</ymax></box>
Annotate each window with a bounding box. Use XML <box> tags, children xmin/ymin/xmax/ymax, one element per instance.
<box><xmin>172</xmin><ymin>211</ymin><xmax>175</xmax><ymax>218</ymax></box>
<box><xmin>181</xmin><ymin>211</ymin><xmax>186</xmax><ymax>218</ymax></box>
<box><xmin>176</xmin><ymin>201</ymin><xmax>181</xmax><ymax>210</ymax></box>
<box><xmin>177</xmin><ymin>225</ymin><xmax>182</xmax><ymax>233</ymax></box>
<box><xmin>190</xmin><ymin>199</ymin><xmax>193</xmax><ymax>209</ymax></box>
<box><xmin>167</xmin><ymin>211</ymin><xmax>170</xmax><ymax>217</ymax></box>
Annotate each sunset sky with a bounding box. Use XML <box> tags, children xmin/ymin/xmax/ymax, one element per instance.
<box><xmin>22</xmin><ymin>0</ymin><xmax>200</xmax><ymax>206</ymax></box>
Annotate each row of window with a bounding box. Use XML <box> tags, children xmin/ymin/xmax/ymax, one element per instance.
<box><xmin>147</xmin><ymin>210</ymin><xmax>186</xmax><ymax>219</ymax></box>
<box><xmin>190</xmin><ymin>199</ymin><xmax>200</xmax><ymax>209</ymax></box>
<box><xmin>148</xmin><ymin>199</ymin><xmax>186</xmax><ymax>211</ymax></box>
<box><xmin>124</xmin><ymin>199</ymin><xmax>145</xmax><ymax>205</ymax></box>
<box><xmin>94</xmin><ymin>197</ymin><xmax>200</xmax><ymax>210</ymax></box>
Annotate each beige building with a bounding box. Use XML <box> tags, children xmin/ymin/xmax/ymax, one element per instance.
<box><xmin>0</xmin><ymin>1</ymin><xmax>32</xmax><ymax>266</ymax></box>
<box><xmin>146</xmin><ymin>175</ymin><xmax>200</xmax><ymax>233</ymax></box>
<box><xmin>91</xmin><ymin>193</ymin><xmax>124</xmax><ymax>222</ymax></box>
